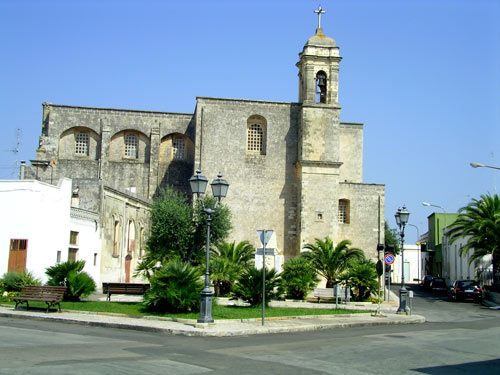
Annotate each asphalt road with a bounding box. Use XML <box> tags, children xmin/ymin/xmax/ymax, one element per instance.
<box><xmin>0</xmin><ymin>286</ymin><xmax>498</xmax><ymax>375</ymax></box>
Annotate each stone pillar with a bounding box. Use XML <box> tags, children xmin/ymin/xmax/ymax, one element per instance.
<box><xmin>99</xmin><ymin>119</ymin><xmax>111</xmax><ymax>183</ymax></box>
<box><xmin>148</xmin><ymin>125</ymin><xmax>160</xmax><ymax>199</ymax></box>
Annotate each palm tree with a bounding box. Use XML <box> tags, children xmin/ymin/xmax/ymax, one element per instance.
<box><xmin>211</xmin><ymin>241</ymin><xmax>255</xmax><ymax>266</ymax></box>
<box><xmin>280</xmin><ymin>256</ymin><xmax>319</xmax><ymax>300</ymax></box>
<box><xmin>340</xmin><ymin>258</ymin><xmax>378</xmax><ymax>301</ymax></box>
<box><xmin>231</xmin><ymin>267</ymin><xmax>281</xmax><ymax>307</ymax></box>
<box><xmin>210</xmin><ymin>241</ymin><xmax>255</xmax><ymax>296</ymax></box>
<box><xmin>302</xmin><ymin>237</ymin><xmax>363</xmax><ymax>287</ymax></box>
<box><xmin>447</xmin><ymin>194</ymin><xmax>500</xmax><ymax>287</ymax></box>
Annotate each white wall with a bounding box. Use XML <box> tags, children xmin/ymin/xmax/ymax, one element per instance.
<box><xmin>0</xmin><ymin>178</ymin><xmax>72</xmax><ymax>283</ymax></box>
<box><xmin>391</xmin><ymin>244</ymin><xmax>422</xmax><ymax>284</ymax></box>
<box><xmin>70</xmin><ymin>209</ymin><xmax>102</xmax><ymax>286</ymax></box>
<box><xmin>443</xmin><ymin>233</ymin><xmax>493</xmax><ymax>286</ymax></box>
<box><xmin>0</xmin><ymin>178</ymin><xmax>101</xmax><ymax>285</ymax></box>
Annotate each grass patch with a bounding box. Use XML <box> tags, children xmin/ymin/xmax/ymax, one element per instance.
<box><xmin>1</xmin><ymin>299</ymin><xmax>370</xmax><ymax>320</ymax></box>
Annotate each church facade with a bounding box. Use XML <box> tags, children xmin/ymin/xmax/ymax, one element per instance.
<box><xmin>30</xmin><ymin>22</ymin><xmax>385</xmax><ymax>278</ymax></box>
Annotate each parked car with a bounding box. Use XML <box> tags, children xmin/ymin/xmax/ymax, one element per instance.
<box><xmin>449</xmin><ymin>280</ymin><xmax>483</xmax><ymax>302</ymax></box>
<box><xmin>420</xmin><ymin>275</ymin><xmax>436</xmax><ymax>290</ymax></box>
<box><xmin>430</xmin><ymin>277</ymin><xmax>447</xmax><ymax>293</ymax></box>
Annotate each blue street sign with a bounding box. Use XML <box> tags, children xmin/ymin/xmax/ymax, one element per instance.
<box><xmin>384</xmin><ymin>253</ymin><xmax>395</xmax><ymax>265</ymax></box>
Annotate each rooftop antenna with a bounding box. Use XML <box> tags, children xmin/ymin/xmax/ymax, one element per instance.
<box><xmin>6</xmin><ymin>128</ymin><xmax>21</xmax><ymax>178</ymax></box>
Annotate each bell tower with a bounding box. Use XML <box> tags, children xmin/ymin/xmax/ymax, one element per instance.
<box><xmin>297</xmin><ymin>6</ymin><xmax>342</xmax><ymax>107</ymax></box>
<box><xmin>296</xmin><ymin>6</ymin><xmax>344</xmax><ymax>252</ymax></box>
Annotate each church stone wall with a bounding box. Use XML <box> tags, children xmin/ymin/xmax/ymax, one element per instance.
<box><xmin>35</xmin><ymin>103</ymin><xmax>195</xmax><ymax>204</ymax></box>
<box><xmin>297</xmin><ymin>164</ymin><xmax>340</xmax><ymax>251</ymax></box>
<box><xmin>337</xmin><ymin>182</ymin><xmax>385</xmax><ymax>260</ymax></box>
<box><xmin>339</xmin><ymin>122</ymin><xmax>363</xmax><ymax>183</ymax></box>
<box><xmin>194</xmin><ymin>97</ymin><xmax>300</xmax><ymax>258</ymax></box>
<box><xmin>299</xmin><ymin>106</ymin><xmax>340</xmax><ymax>162</ymax></box>
<box><xmin>100</xmin><ymin>186</ymin><xmax>151</xmax><ymax>284</ymax></box>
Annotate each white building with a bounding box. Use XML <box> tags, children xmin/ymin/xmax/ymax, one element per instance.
<box><xmin>443</xmin><ymin>230</ymin><xmax>493</xmax><ymax>287</ymax></box>
<box><xmin>0</xmin><ymin>178</ymin><xmax>101</xmax><ymax>284</ymax></box>
<box><xmin>390</xmin><ymin>244</ymin><xmax>423</xmax><ymax>285</ymax></box>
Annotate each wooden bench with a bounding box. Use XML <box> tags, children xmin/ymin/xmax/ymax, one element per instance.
<box><xmin>313</xmin><ymin>287</ymin><xmax>350</xmax><ymax>303</ymax></box>
<box><xmin>12</xmin><ymin>285</ymin><xmax>67</xmax><ymax>313</ymax></box>
<box><xmin>102</xmin><ymin>282</ymin><xmax>150</xmax><ymax>301</ymax></box>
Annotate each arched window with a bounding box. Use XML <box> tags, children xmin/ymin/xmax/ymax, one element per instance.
<box><xmin>246</xmin><ymin>115</ymin><xmax>267</xmax><ymax>155</ymax></box>
<box><xmin>113</xmin><ymin>220</ymin><xmax>120</xmax><ymax>256</ymax></box>
<box><xmin>316</xmin><ymin>71</ymin><xmax>327</xmax><ymax>104</ymax></box>
<box><xmin>139</xmin><ymin>227</ymin><xmax>144</xmax><ymax>258</ymax></box>
<box><xmin>124</xmin><ymin>133</ymin><xmax>138</xmax><ymax>158</ymax></box>
<box><xmin>127</xmin><ymin>219</ymin><xmax>135</xmax><ymax>253</ymax></box>
<box><xmin>75</xmin><ymin>131</ymin><xmax>89</xmax><ymax>155</ymax></box>
<box><xmin>172</xmin><ymin>136</ymin><xmax>185</xmax><ymax>160</ymax></box>
<box><xmin>338</xmin><ymin>199</ymin><xmax>350</xmax><ymax>224</ymax></box>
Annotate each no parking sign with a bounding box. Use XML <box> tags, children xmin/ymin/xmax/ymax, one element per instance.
<box><xmin>384</xmin><ymin>253</ymin><xmax>395</xmax><ymax>265</ymax></box>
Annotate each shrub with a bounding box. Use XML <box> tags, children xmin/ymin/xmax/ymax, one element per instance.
<box><xmin>45</xmin><ymin>260</ymin><xmax>96</xmax><ymax>301</ymax></box>
<box><xmin>1</xmin><ymin>271</ymin><xmax>42</xmax><ymax>292</ymax></box>
<box><xmin>210</xmin><ymin>257</ymin><xmax>238</xmax><ymax>297</ymax></box>
<box><xmin>341</xmin><ymin>258</ymin><xmax>378</xmax><ymax>301</ymax></box>
<box><xmin>231</xmin><ymin>267</ymin><xmax>281</xmax><ymax>307</ymax></box>
<box><xmin>210</xmin><ymin>240</ymin><xmax>255</xmax><ymax>297</ymax></box>
<box><xmin>143</xmin><ymin>258</ymin><xmax>203</xmax><ymax>313</ymax></box>
<box><xmin>281</xmin><ymin>257</ymin><xmax>319</xmax><ymax>300</ymax></box>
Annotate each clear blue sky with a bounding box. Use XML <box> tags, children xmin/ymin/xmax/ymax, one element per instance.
<box><xmin>1</xmin><ymin>0</ymin><xmax>499</xmax><ymax>244</ymax></box>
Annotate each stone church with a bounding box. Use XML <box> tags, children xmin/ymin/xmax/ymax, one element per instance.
<box><xmin>28</xmin><ymin>12</ymin><xmax>385</xmax><ymax>279</ymax></box>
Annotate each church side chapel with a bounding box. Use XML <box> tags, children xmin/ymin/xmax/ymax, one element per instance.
<box><xmin>29</xmin><ymin>7</ymin><xmax>385</xmax><ymax>282</ymax></box>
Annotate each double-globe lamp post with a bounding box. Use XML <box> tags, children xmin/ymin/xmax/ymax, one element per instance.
<box><xmin>189</xmin><ymin>169</ymin><xmax>229</xmax><ymax>323</ymax></box>
<box><xmin>395</xmin><ymin>205</ymin><xmax>410</xmax><ymax>314</ymax></box>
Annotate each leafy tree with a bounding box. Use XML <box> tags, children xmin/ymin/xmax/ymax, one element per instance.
<box><xmin>143</xmin><ymin>187</ymin><xmax>195</xmax><ymax>267</ymax></box>
<box><xmin>447</xmin><ymin>194</ymin><xmax>500</xmax><ymax>287</ymax></box>
<box><xmin>136</xmin><ymin>187</ymin><xmax>232</xmax><ymax>277</ymax></box>
<box><xmin>340</xmin><ymin>258</ymin><xmax>379</xmax><ymax>301</ymax></box>
<box><xmin>280</xmin><ymin>257</ymin><xmax>319</xmax><ymax>300</ymax></box>
<box><xmin>210</xmin><ymin>241</ymin><xmax>255</xmax><ymax>296</ymax></box>
<box><xmin>142</xmin><ymin>258</ymin><xmax>203</xmax><ymax>313</ymax></box>
<box><xmin>303</xmin><ymin>237</ymin><xmax>363</xmax><ymax>288</ymax></box>
<box><xmin>385</xmin><ymin>221</ymin><xmax>401</xmax><ymax>255</ymax></box>
<box><xmin>231</xmin><ymin>267</ymin><xmax>281</xmax><ymax>307</ymax></box>
<box><xmin>192</xmin><ymin>196</ymin><xmax>232</xmax><ymax>263</ymax></box>
<box><xmin>45</xmin><ymin>260</ymin><xmax>96</xmax><ymax>301</ymax></box>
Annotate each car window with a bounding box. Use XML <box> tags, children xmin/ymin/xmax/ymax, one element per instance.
<box><xmin>459</xmin><ymin>281</ymin><xmax>476</xmax><ymax>288</ymax></box>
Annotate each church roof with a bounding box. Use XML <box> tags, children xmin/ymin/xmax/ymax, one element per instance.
<box><xmin>304</xmin><ymin>28</ymin><xmax>336</xmax><ymax>48</ymax></box>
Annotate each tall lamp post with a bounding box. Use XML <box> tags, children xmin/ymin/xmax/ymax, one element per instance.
<box><xmin>189</xmin><ymin>169</ymin><xmax>229</xmax><ymax>323</ymax></box>
<box><xmin>422</xmin><ymin>202</ymin><xmax>447</xmax><ymax>280</ymax></box>
<box><xmin>395</xmin><ymin>205</ymin><xmax>410</xmax><ymax>314</ymax></box>
<box><xmin>407</xmin><ymin>223</ymin><xmax>421</xmax><ymax>284</ymax></box>
<box><xmin>470</xmin><ymin>162</ymin><xmax>500</xmax><ymax>170</ymax></box>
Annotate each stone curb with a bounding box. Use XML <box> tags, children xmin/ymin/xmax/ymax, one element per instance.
<box><xmin>0</xmin><ymin>306</ymin><xmax>425</xmax><ymax>337</ymax></box>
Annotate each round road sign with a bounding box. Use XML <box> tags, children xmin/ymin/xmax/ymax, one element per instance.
<box><xmin>384</xmin><ymin>253</ymin><xmax>395</xmax><ymax>265</ymax></box>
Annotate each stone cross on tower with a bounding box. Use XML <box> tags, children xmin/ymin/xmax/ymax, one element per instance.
<box><xmin>314</xmin><ymin>5</ymin><xmax>326</xmax><ymax>29</ymax></box>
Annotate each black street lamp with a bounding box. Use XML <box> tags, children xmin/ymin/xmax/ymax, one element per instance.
<box><xmin>189</xmin><ymin>169</ymin><xmax>229</xmax><ymax>323</ymax></box>
<box><xmin>395</xmin><ymin>205</ymin><xmax>410</xmax><ymax>314</ymax></box>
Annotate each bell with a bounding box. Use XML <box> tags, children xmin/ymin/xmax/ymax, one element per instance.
<box><xmin>318</xmin><ymin>77</ymin><xmax>326</xmax><ymax>86</ymax></box>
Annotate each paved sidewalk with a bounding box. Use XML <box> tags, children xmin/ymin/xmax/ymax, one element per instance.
<box><xmin>0</xmin><ymin>298</ymin><xmax>425</xmax><ymax>337</ymax></box>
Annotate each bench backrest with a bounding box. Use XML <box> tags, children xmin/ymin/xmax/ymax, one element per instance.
<box><xmin>314</xmin><ymin>287</ymin><xmax>348</xmax><ymax>297</ymax></box>
<box><xmin>102</xmin><ymin>282</ymin><xmax>150</xmax><ymax>294</ymax></box>
<box><xmin>19</xmin><ymin>285</ymin><xmax>67</xmax><ymax>300</ymax></box>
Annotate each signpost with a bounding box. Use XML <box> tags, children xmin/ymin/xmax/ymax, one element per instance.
<box><xmin>256</xmin><ymin>230</ymin><xmax>273</xmax><ymax>326</ymax></box>
<box><xmin>384</xmin><ymin>253</ymin><xmax>395</xmax><ymax>265</ymax></box>
<box><xmin>384</xmin><ymin>253</ymin><xmax>395</xmax><ymax>302</ymax></box>
<box><xmin>376</xmin><ymin>259</ymin><xmax>383</xmax><ymax>315</ymax></box>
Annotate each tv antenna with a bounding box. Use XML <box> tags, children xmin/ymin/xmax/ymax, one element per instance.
<box><xmin>5</xmin><ymin>128</ymin><xmax>21</xmax><ymax>178</ymax></box>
